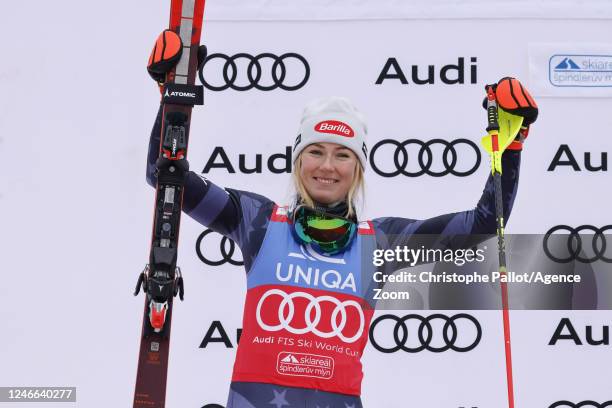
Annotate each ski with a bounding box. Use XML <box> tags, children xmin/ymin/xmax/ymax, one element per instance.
<box><xmin>133</xmin><ymin>0</ymin><xmax>206</xmax><ymax>407</ymax></box>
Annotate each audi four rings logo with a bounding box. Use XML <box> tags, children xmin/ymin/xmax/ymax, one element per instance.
<box><xmin>549</xmin><ymin>402</ymin><xmax>612</xmax><ymax>408</ymax></box>
<box><xmin>196</xmin><ymin>229</ymin><xmax>243</xmax><ymax>266</ymax></box>
<box><xmin>369</xmin><ymin>313</ymin><xmax>482</xmax><ymax>353</ymax></box>
<box><xmin>370</xmin><ymin>138</ymin><xmax>481</xmax><ymax>177</ymax></box>
<box><xmin>256</xmin><ymin>288</ymin><xmax>365</xmax><ymax>343</ymax></box>
<box><xmin>543</xmin><ymin>225</ymin><xmax>612</xmax><ymax>263</ymax></box>
<box><xmin>198</xmin><ymin>52</ymin><xmax>310</xmax><ymax>91</ymax></box>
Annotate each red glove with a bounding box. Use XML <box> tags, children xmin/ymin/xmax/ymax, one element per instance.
<box><xmin>147</xmin><ymin>30</ymin><xmax>207</xmax><ymax>92</ymax></box>
<box><xmin>492</xmin><ymin>77</ymin><xmax>538</xmax><ymax>151</ymax></box>
<box><xmin>147</xmin><ymin>30</ymin><xmax>183</xmax><ymax>84</ymax></box>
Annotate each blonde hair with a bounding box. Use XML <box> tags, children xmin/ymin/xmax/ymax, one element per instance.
<box><xmin>292</xmin><ymin>156</ymin><xmax>365</xmax><ymax>219</ymax></box>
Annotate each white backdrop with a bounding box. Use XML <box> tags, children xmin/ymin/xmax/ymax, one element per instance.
<box><xmin>1</xmin><ymin>1</ymin><xmax>611</xmax><ymax>407</ymax></box>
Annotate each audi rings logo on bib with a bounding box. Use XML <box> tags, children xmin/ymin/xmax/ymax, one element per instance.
<box><xmin>369</xmin><ymin>313</ymin><xmax>481</xmax><ymax>353</ymax></box>
<box><xmin>196</xmin><ymin>229</ymin><xmax>244</xmax><ymax>266</ymax></box>
<box><xmin>543</xmin><ymin>225</ymin><xmax>612</xmax><ymax>263</ymax></box>
<box><xmin>256</xmin><ymin>288</ymin><xmax>365</xmax><ymax>344</ymax></box>
<box><xmin>370</xmin><ymin>138</ymin><xmax>481</xmax><ymax>177</ymax></box>
<box><xmin>198</xmin><ymin>52</ymin><xmax>310</xmax><ymax>91</ymax></box>
<box><xmin>314</xmin><ymin>121</ymin><xmax>354</xmax><ymax>137</ymax></box>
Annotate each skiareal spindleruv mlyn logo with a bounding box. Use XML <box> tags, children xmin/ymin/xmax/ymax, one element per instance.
<box><xmin>549</xmin><ymin>54</ymin><xmax>612</xmax><ymax>87</ymax></box>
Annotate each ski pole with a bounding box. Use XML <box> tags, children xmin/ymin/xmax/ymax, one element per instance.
<box><xmin>484</xmin><ymin>84</ymin><xmax>515</xmax><ymax>408</ymax></box>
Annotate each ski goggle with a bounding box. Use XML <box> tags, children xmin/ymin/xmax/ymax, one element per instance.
<box><xmin>291</xmin><ymin>205</ymin><xmax>357</xmax><ymax>255</ymax></box>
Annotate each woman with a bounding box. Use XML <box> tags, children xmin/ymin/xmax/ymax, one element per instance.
<box><xmin>146</xmin><ymin>32</ymin><xmax>538</xmax><ymax>408</ymax></box>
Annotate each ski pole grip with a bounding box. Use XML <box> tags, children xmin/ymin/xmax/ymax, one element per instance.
<box><xmin>485</xmin><ymin>85</ymin><xmax>499</xmax><ymax>132</ymax></box>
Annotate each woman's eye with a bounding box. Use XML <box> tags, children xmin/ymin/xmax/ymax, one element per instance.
<box><xmin>337</xmin><ymin>153</ymin><xmax>350</xmax><ymax>159</ymax></box>
<box><xmin>309</xmin><ymin>149</ymin><xmax>323</xmax><ymax>156</ymax></box>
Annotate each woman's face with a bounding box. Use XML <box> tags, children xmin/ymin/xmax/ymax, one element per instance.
<box><xmin>299</xmin><ymin>142</ymin><xmax>358</xmax><ymax>205</ymax></box>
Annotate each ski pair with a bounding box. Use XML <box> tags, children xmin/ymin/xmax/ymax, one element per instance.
<box><xmin>133</xmin><ymin>0</ymin><xmax>206</xmax><ymax>407</ymax></box>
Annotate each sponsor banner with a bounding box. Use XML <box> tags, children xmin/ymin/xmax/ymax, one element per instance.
<box><xmin>5</xmin><ymin>6</ymin><xmax>612</xmax><ymax>407</ymax></box>
<box><xmin>529</xmin><ymin>43</ymin><xmax>612</xmax><ymax>97</ymax></box>
<box><xmin>510</xmin><ymin>311</ymin><xmax>612</xmax><ymax>407</ymax></box>
<box><xmin>197</xmin><ymin>312</ymin><xmax>612</xmax><ymax>406</ymax></box>
<box><xmin>199</xmin><ymin>138</ymin><xmax>483</xmax><ymax>178</ymax></box>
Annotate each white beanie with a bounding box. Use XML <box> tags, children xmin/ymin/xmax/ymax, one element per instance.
<box><xmin>293</xmin><ymin>96</ymin><xmax>368</xmax><ymax>169</ymax></box>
